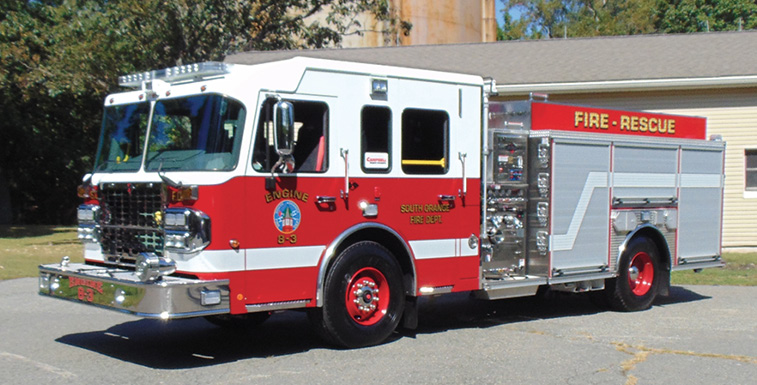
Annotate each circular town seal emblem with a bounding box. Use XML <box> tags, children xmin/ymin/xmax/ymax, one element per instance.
<box><xmin>273</xmin><ymin>200</ymin><xmax>301</xmax><ymax>234</ymax></box>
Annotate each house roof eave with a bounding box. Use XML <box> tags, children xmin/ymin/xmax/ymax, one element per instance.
<box><xmin>495</xmin><ymin>75</ymin><xmax>757</xmax><ymax>96</ymax></box>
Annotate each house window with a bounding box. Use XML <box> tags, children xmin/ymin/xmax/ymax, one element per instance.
<box><xmin>746</xmin><ymin>149</ymin><xmax>757</xmax><ymax>191</ymax></box>
<box><xmin>401</xmin><ymin>109</ymin><xmax>449</xmax><ymax>174</ymax></box>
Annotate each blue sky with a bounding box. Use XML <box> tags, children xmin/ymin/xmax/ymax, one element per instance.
<box><xmin>495</xmin><ymin>1</ymin><xmax>522</xmax><ymax>26</ymax></box>
<box><xmin>495</xmin><ymin>0</ymin><xmax>504</xmax><ymax>25</ymax></box>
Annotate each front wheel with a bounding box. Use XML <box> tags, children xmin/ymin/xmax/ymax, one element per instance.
<box><xmin>605</xmin><ymin>236</ymin><xmax>662</xmax><ymax>312</ymax></box>
<box><xmin>311</xmin><ymin>241</ymin><xmax>405</xmax><ymax>348</ymax></box>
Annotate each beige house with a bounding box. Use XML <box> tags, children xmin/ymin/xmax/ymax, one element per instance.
<box><xmin>226</xmin><ymin>31</ymin><xmax>757</xmax><ymax>248</ymax></box>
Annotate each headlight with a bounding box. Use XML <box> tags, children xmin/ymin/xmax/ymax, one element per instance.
<box><xmin>165</xmin><ymin>212</ymin><xmax>177</xmax><ymax>227</ymax></box>
<box><xmin>163</xmin><ymin>208</ymin><xmax>210</xmax><ymax>253</ymax></box>
<box><xmin>77</xmin><ymin>204</ymin><xmax>100</xmax><ymax>243</ymax></box>
<box><xmin>77</xmin><ymin>204</ymin><xmax>100</xmax><ymax>224</ymax></box>
<box><xmin>165</xmin><ymin>211</ymin><xmax>188</xmax><ymax>228</ymax></box>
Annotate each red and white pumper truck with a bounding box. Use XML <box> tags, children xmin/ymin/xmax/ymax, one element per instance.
<box><xmin>39</xmin><ymin>58</ymin><xmax>725</xmax><ymax>347</ymax></box>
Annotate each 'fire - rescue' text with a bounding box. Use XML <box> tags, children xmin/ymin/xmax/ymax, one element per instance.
<box><xmin>574</xmin><ymin>111</ymin><xmax>676</xmax><ymax>135</ymax></box>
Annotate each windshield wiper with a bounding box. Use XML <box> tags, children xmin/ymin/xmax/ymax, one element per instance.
<box><xmin>157</xmin><ymin>161</ymin><xmax>182</xmax><ymax>189</ymax></box>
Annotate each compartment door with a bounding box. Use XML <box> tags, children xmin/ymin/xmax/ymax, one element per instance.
<box><xmin>678</xmin><ymin>147</ymin><xmax>724</xmax><ymax>261</ymax></box>
<box><xmin>550</xmin><ymin>140</ymin><xmax>611</xmax><ymax>275</ymax></box>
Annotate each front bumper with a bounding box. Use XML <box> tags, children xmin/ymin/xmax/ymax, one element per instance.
<box><xmin>38</xmin><ymin>262</ymin><xmax>230</xmax><ymax>319</ymax></box>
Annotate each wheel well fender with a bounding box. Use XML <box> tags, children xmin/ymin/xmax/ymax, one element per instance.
<box><xmin>616</xmin><ymin>224</ymin><xmax>671</xmax><ymax>295</ymax></box>
<box><xmin>316</xmin><ymin>223</ymin><xmax>416</xmax><ymax>307</ymax></box>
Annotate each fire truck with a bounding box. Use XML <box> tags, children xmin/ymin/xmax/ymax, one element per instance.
<box><xmin>39</xmin><ymin>58</ymin><xmax>725</xmax><ymax>348</ymax></box>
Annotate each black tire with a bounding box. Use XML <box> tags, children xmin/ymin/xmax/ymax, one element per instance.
<box><xmin>605</xmin><ymin>236</ymin><xmax>661</xmax><ymax>312</ymax></box>
<box><xmin>204</xmin><ymin>312</ymin><xmax>270</xmax><ymax>329</ymax></box>
<box><xmin>311</xmin><ymin>241</ymin><xmax>405</xmax><ymax>348</ymax></box>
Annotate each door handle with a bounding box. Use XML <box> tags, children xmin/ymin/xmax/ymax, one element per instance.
<box><xmin>340</xmin><ymin>148</ymin><xmax>349</xmax><ymax>199</ymax></box>
<box><xmin>459</xmin><ymin>152</ymin><xmax>467</xmax><ymax>197</ymax></box>
<box><xmin>317</xmin><ymin>196</ymin><xmax>336</xmax><ymax>204</ymax></box>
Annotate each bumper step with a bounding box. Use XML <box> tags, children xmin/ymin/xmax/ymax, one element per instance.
<box><xmin>39</xmin><ymin>263</ymin><xmax>230</xmax><ymax>319</ymax></box>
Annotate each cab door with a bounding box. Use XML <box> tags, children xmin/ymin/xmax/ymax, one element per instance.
<box><xmin>242</xmin><ymin>94</ymin><xmax>341</xmax><ymax>306</ymax></box>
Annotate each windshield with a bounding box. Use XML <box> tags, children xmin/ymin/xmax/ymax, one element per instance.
<box><xmin>145</xmin><ymin>94</ymin><xmax>246</xmax><ymax>171</ymax></box>
<box><xmin>94</xmin><ymin>102</ymin><xmax>149</xmax><ymax>172</ymax></box>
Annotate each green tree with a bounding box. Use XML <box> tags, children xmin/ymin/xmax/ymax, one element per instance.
<box><xmin>569</xmin><ymin>0</ymin><xmax>658</xmax><ymax>36</ymax></box>
<box><xmin>654</xmin><ymin>0</ymin><xmax>757</xmax><ymax>33</ymax></box>
<box><xmin>0</xmin><ymin>0</ymin><xmax>408</xmax><ymax>224</ymax></box>
<box><xmin>500</xmin><ymin>0</ymin><xmax>572</xmax><ymax>39</ymax></box>
<box><xmin>499</xmin><ymin>6</ymin><xmax>529</xmax><ymax>40</ymax></box>
<box><xmin>498</xmin><ymin>0</ymin><xmax>755</xmax><ymax>40</ymax></box>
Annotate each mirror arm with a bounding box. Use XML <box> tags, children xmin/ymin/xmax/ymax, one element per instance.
<box><xmin>271</xmin><ymin>155</ymin><xmax>294</xmax><ymax>178</ymax></box>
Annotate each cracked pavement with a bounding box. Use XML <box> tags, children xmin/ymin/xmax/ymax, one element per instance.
<box><xmin>2</xmin><ymin>278</ymin><xmax>755</xmax><ymax>384</ymax></box>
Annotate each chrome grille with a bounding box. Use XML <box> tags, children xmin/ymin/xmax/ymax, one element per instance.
<box><xmin>99</xmin><ymin>183</ymin><xmax>164</xmax><ymax>265</ymax></box>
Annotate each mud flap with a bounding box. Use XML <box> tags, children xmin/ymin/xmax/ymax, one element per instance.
<box><xmin>401</xmin><ymin>296</ymin><xmax>418</xmax><ymax>329</ymax></box>
<box><xmin>658</xmin><ymin>267</ymin><xmax>671</xmax><ymax>297</ymax></box>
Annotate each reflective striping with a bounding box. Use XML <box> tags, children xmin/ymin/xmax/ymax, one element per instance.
<box><xmin>170</xmin><ymin>249</ymin><xmax>247</xmax><ymax>272</ymax></box>
<box><xmin>460</xmin><ymin>237</ymin><xmax>479</xmax><ymax>257</ymax></box>
<box><xmin>680</xmin><ymin>173</ymin><xmax>722</xmax><ymax>188</ymax></box>
<box><xmin>86</xmin><ymin>247</ymin><xmax>248</xmax><ymax>273</ymax></box>
<box><xmin>613</xmin><ymin>173</ymin><xmax>676</xmax><ymax>188</ymax></box>
<box><xmin>410</xmin><ymin>239</ymin><xmax>455</xmax><ymax>260</ymax></box>
<box><xmin>410</xmin><ymin>238</ymin><xmax>478</xmax><ymax>260</ymax></box>
<box><xmin>614</xmin><ymin>172</ymin><xmax>721</xmax><ymax>189</ymax></box>
<box><xmin>552</xmin><ymin>172</ymin><xmax>608</xmax><ymax>251</ymax></box>
<box><xmin>83</xmin><ymin>242</ymin><xmax>104</xmax><ymax>262</ymax></box>
<box><xmin>246</xmin><ymin>245</ymin><xmax>325</xmax><ymax>270</ymax></box>
<box><xmin>552</xmin><ymin>171</ymin><xmax>723</xmax><ymax>252</ymax></box>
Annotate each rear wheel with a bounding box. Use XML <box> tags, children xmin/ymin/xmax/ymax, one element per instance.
<box><xmin>312</xmin><ymin>241</ymin><xmax>404</xmax><ymax>348</ymax></box>
<box><xmin>605</xmin><ymin>236</ymin><xmax>661</xmax><ymax>312</ymax></box>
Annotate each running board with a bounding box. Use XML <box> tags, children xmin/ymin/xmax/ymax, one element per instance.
<box><xmin>672</xmin><ymin>258</ymin><xmax>725</xmax><ymax>272</ymax></box>
<box><xmin>478</xmin><ymin>276</ymin><xmax>546</xmax><ymax>300</ymax></box>
<box><xmin>245</xmin><ymin>299</ymin><xmax>310</xmax><ymax>313</ymax></box>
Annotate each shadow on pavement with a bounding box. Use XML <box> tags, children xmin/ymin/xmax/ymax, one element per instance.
<box><xmin>655</xmin><ymin>285</ymin><xmax>712</xmax><ymax>305</ymax></box>
<box><xmin>55</xmin><ymin>285</ymin><xmax>711</xmax><ymax>369</ymax></box>
<box><xmin>407</xmin><ymin>285</ymin><xmax>709</xmax><ymax>336</ymax></box>
<box><xmin>56</xmin><ymin>311</ymin><xmax>321</xmax><ymax>369</ymax></box>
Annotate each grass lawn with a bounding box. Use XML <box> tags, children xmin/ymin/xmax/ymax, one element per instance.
<box><xmin>671</xmin><ymin>252</ymin><xmax>756</xmax><ymax>286</ymax></box>
<box><xmin>0</xmin><ymin>226</ymin><xmax>84</xmax><ymax>280</ymax></box>
<box><xmin>1</xmin><ymin>225</ymin><xmax>755</xmax><ymax>286</ymax></box>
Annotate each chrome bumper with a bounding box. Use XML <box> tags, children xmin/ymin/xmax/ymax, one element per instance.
<box><xmin>38</xmin><ymin>263</ymin><xmax>230</xmax><ymax>319</ymax></box>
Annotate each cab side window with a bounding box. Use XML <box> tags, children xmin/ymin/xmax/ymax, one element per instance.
<box><xmin>361</xmin><ymin>106</ymin><xmax>391</xmax><ymax>173</ymax></box>
<box><xmin>401</xmin><ymin>108</ymin><xmax>449</xmax><ymax>174</ymax></box>
<box><xmin>253</xmin><ymin>98</ymin><xmax>328</xmax><ymax>173</ymax></box>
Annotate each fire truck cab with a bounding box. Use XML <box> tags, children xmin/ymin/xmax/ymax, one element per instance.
<box><xmin>39</xmin><ymin>58</ymin><xmax>725</xmax><ymax>348</ymax></box>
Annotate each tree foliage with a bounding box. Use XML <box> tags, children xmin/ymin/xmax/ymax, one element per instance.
<box><xmin>499</xmin><ymin>0</ymin><xmax>756</xmax><ymax>40</ymax></box>
<box><xmin>0</xmin><ymin>0</ymin><xmax>407</xmax><ymax>224</ymax></box>
<box><xmin>654</xmin><ymin>0</ymin><xmax>757</xmax><ymax>33</ymax></box>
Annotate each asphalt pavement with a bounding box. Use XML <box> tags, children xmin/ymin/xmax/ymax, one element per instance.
<box><xmin>1</xmin><ymin>277</ymin><xmax>755</xmax><ymax>384</ymax></box>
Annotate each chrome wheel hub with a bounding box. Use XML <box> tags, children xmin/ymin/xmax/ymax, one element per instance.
<box><xmin>352</xmin><ymin>279</ymin><xmax>380</xmax><ymax>312</ymax></box>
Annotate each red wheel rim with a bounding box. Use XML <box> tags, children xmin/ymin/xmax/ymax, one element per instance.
<box><xmin>628</xmin><ymin>251</ymin><xmax>654</xmax><ymax>296</ymax></box>
<box><xmin>345</xmin><ymin>267</ymin><xmax>389</xmax><ymax>326</ymax></box>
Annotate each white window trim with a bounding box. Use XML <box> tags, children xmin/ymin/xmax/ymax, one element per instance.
<box><xmin>744</xmin><ymin>149</ymin><xmax>757</xmax><ymax>198</ymax></box>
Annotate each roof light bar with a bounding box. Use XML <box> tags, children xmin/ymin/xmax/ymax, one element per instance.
<box><xmin>118</xmin><ymin>62</ymin><xmax>231</xmax><ymax>87</ymax></box>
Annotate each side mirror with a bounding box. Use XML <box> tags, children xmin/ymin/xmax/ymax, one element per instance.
<box><xmin>273</xmin><ymin>101</ymin><xmax>294</xmax><ymax>156</ymax></box>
